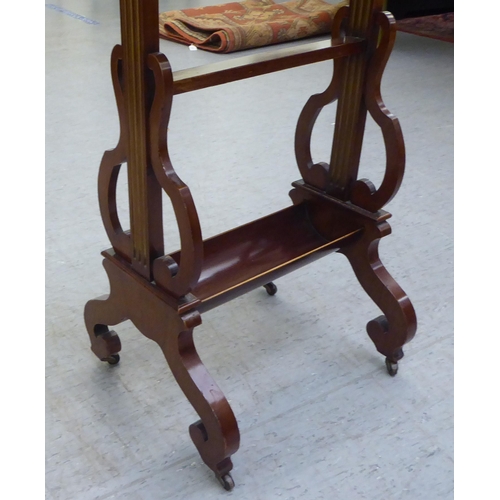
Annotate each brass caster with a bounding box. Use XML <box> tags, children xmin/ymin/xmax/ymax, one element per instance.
<box><xmin>263</xmin><ymin>282</ymin><xmax>277</xmax><ymax>296</ymax></box>
<box><xmin>385</xmin><ymin>357</ymin><xmax>398</xmax><ymax>376</ymax></box>
<box><xmin>216</xmin><ymin>472</ymin><xmax>235</xmax><ymax>491</ymax></box>
<box><xmin>105</xmin><ymin>354</ymin><xmax>120</xmax><ymax>365</ymax></box>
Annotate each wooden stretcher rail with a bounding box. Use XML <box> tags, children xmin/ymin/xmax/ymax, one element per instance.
<box><xmin>172</xmin><ymin>36</ymin><xmax>366</xmax><ymax>94</ymax></box>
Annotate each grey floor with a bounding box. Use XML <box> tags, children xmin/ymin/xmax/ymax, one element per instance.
<box><xmin>46</xmin><ymin>1</ymin><xmax>453</xmax><ymax>499</ymax></box>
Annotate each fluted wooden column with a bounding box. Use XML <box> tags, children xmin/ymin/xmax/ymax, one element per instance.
<box><xmin>120</xmin><ymin>0</ymin><xmax>164</xmax><ymax>279</ymax></box>
<box><xmin>328</xmin><ymin>0</ymin><xmax>383</xmax><ymax>198</ymax></box>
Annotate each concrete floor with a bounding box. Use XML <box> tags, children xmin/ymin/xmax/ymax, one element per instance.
<box><xmin>45</xmin><ymin>1</ymin><xmax>453</xmax><ymax>499</ymax></box>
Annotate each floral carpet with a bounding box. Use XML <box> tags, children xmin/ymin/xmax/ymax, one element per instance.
<box><xmin>396</xmin><ymin>12</ymin><xmax>454</xmax><ymax>43</ymax></box>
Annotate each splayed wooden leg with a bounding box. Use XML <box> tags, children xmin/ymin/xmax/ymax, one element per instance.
<box><xmin>87</xmin><ymin>252</ymin><xmax>240</xmax><ymax>488</ymax></box>
<box><xmin>340</xmin><ymin>220</ymin><xmax>417</xmax><ymax>374</ymax></box>
<box><xmin>160</xmin><ymin>310</ymin><xmax>239</xmax><ymax>489</ymax></box>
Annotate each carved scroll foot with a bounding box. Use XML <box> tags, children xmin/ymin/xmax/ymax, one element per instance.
<box><xmin>190</xmin><ymin>420</ymin><xmax>235</xmax><ymax>490</ymax></box>
<box><xmin>84</xmin><ymin>296</ymin><xmax>126</xmax><ymax>365</ymax></box>
<box><xmin>84</xmin><ymin>301</ymin><xmax>123</xmax><ymax>365</ymax></box>
<box><xmin>339</xmin><ymin>220</ymin><xmax>416</xmax><ymax>374</ymax></box>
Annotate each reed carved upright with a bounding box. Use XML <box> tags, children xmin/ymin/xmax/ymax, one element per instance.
<box><xmin>84</xmin><ymin>0</ymin><xmax>417</xmax><ymax>490</ymax></box>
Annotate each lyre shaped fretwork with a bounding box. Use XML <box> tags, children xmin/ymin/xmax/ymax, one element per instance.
<box><xmin>349</xmin><ymin>10</ymin><xmax>406</xmax><ymax>210</ymax></box>
<box><xmin>294</xmin><ymin>3</ymin><xmax>350</xmax><ymax>189</ymax></box>
<box><xmin>295</xmin><ymin>0</ymin><xmax>406</xmax><ymax>211</ymax></box>
<box><xmin>98</xmin><ymin>0</ymin><xmax>203</xmax><ymax>289</ymax></box>
<box><xmin>147</xmin><ymin>52</ymin><xmax>204</xmax><ymax>298</ymax></box>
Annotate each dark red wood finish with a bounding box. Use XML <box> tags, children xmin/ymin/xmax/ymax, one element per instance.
<box><xmin>85</xmin><ymin>0</ymin><xmax>417</xmax><ymax>490</ymax></box>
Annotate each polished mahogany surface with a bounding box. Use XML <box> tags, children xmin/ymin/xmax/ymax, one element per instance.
<box><xmin>170</xmin><ymin>204</ymin><xmax>362</xmax><ymax>312</ymax></box>
<box><xmin>84</xmin><ymin>0</ymin><xmax>417</xmax><ymax>491</ymax></box>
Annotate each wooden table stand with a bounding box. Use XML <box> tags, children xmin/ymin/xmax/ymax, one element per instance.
<box><xmin>84</xmin><ymin>0</ymin><xmax>417</xmax><ymax>490</ymax></box>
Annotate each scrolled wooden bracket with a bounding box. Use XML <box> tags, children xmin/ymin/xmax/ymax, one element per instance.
<box><xmin>294</xmin><ymin>5</ymin><xmax>350</xmax><ymax>190</ymax></box>
<box><xmin>147</xmin><ymin>52</ymin><xmax>204</xmax><ymax>298</ymax></box>
<box><xmin>350</xmin><ymin>11</ymin><xmax>406</xmax><ymax>211</ymax></box>
<box><xmin>98</xmin><ymin>44</ymin><xmax>133</xmax><ymax>261</ymax></box>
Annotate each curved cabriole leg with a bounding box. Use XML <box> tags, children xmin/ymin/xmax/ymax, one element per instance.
<box><xmin>340</xmin><ymin>220</ymin><xmax>416</xmax><ymax>375</ymax></box>
<box><xmin>160</xmin><ymin>310</ymin><xmax>240</xmax><ymax>490</ymax></box>
<box><xmin>97</xmin><ymin>45</ymin><xmax>133</xmax><ymax>260</ymax></box>
<box><xmin>87</xmin><ymin>255</ymin><xmax>240</xmax><ymax>488</ymax></box>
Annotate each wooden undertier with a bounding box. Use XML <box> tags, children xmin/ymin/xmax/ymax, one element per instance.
<box><xmin>167</xmin><ymin>203</ymin><xmax>363</xmax><ymax>313</ymax></box>
<box><xmin>103</xmin><ymin>202</ymin><xmax>367</xmax><ymax>315</ymax></box>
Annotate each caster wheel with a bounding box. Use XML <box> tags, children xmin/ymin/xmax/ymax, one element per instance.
<box><xmin>263</xmin><ymin>282</ymin><xmax>277</xmax><ymax>296</ymax></box>
<box><xmin>385</xmin><ymin>357</ymin><xmax>398</xmax><ymax>376</ymax></box>
<box><xmin>217</xmin><ymin>472</ymin><xmax>235</xmax><ymax>491</ymax></box>
<box><xmin>105</xmin><ymin>354</ymin><xmax>120</xmax><ymax>365</ymax></box>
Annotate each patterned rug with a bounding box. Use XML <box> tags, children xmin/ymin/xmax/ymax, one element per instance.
<box><xmin>396</xmin><ymin>12</ymin><xmax>454</xmax><ymax>43</ymax></box>
<box><xmin>159</xmin><ymin>0</ymin><xmax>348</xmax><ymax>53</ymax></box>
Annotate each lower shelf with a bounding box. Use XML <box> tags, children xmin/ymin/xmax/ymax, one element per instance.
<box><xmin>169</xmin><ymin>203</ymin><xmax>363</xmax><ymax>312</ymax></box>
